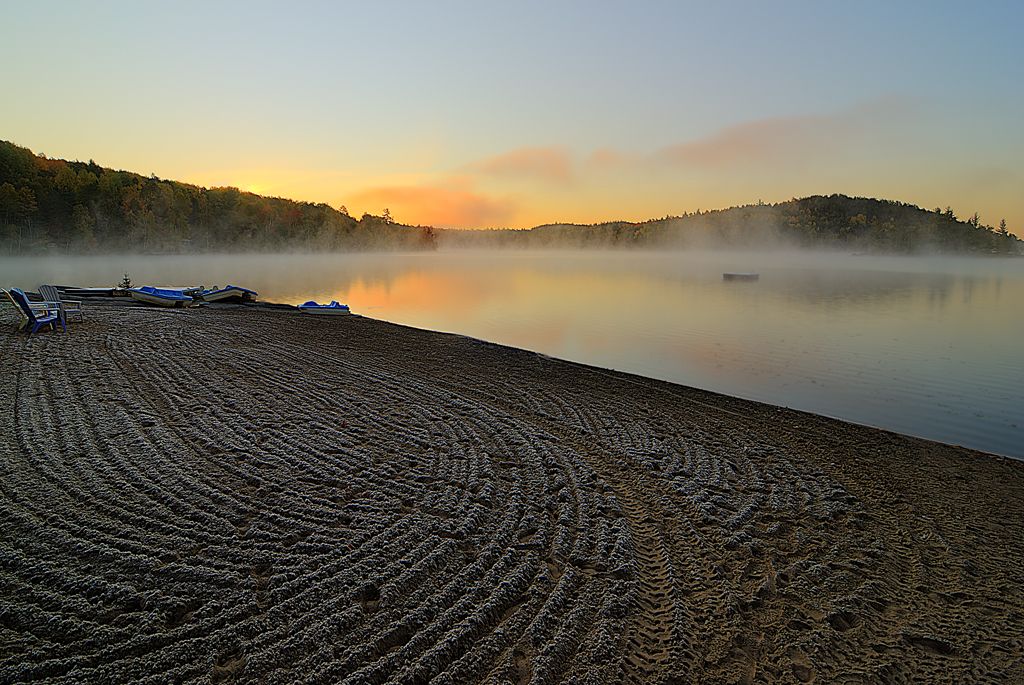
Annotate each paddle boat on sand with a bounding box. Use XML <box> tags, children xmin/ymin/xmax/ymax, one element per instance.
<box><xmin>198</xmin><ymin>285</ymin><xmax>258</xmax><ymax>303</ymax></box>
<box><xmin>298</xmin><ymin>300</ymin><xmax>351</xmax><ymax>315</ymax></box>
<box><xmin>129</xmin><ymin>286</ymin><xmax>195</xmax><ymax>308</ymax></box>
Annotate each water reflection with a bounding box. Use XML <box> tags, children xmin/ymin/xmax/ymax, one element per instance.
<box><xmin>4</xmin><ymin>250</ymin><xmax>1022</xmax><ymax>457</ymax></box>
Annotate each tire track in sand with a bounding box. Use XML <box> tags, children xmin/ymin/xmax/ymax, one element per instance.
<box><xmin>438</xmin><ymin>385</ymin><xmax>679</xmax><ymax>684</ymax></box>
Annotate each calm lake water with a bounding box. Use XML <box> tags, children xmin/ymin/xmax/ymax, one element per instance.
<box><xmin>5</xmin><ymin>250</ymin><xmax>1022</xmax><ymax>459</ymax></box>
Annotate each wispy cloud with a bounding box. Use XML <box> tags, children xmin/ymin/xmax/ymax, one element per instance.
<box><xmin>586</xmin><ymin>147</ymin><xmax>638</xmax><ymax>170</ymax></box>
<box><xmin>352</xmin><ymin>181</ymin><xmax>515</xmax><ymax>229</ymax></box>
<box><xmin>348</xmin><ymin>98</ymin><xmax>922</xmax><ymax>228</ymax></box>
<box><xmin>470</xmin><ymin>146</ymin><xmax>573</xmax><ymax>182</ymax></box>
<box><xmin>657</xmin><ymin>113</ymin><xmax>834</xmax><ymax>168</ymax></box>
<box><xmin>604</xmin><ymin>97</ymin><xmax>919</xmax><ymax>171</ymax></box>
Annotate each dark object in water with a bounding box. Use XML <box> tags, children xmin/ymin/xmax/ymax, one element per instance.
<box><xmin>723</xmin><ymin>272</ymin><xmax>760</xmax><ymax>282</ymax></box>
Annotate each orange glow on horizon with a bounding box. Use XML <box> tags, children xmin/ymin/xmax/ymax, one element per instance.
<box><xmin>169</xmin><ymin>121</ymin><xmax>1022</xmax><ymax>234</ymax></box>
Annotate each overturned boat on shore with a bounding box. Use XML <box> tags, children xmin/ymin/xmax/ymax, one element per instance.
<box><xmin>198</xmin><ymin>285</ymin><xmax>258</xmax><ymax>303</ymax></box>
<box><xmin>723</xmin><ymin>272</ymin><xmax>760</xmax><ymax>282</ymax></box>
<box><xmin>298</xmin><ymin>300</ymin><xmax>351</xmax><ymax>315</ymax></box>
<box><xmin>129</xmin><ymin>286</ymin><xmax>195</xmax><ymax>308</ymax></box>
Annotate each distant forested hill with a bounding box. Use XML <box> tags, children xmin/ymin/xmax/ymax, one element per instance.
<box><xmin>0</xmin><ymin>140</ymin><xmax>436</xmax><ymax>253</ymax></box>
<box><xmin>1</xmin><ymin>140</ymin><xmax>1019</xmax><ymax>254</ymax></box>
<box><xmin>440</xmin><ymin>197</ymin><xmax>1022</xmax><ymax>254</ymax></box>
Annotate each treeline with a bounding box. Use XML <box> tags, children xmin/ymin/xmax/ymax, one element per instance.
<box><xmin>0</xmin><ymin>140</ymin><xmax>436</xmax><ymax>253</ymax></box>
<box><xmin>2</xmin><ymin>139</ymin><xmax>1019</xmax><ymax>255</ymax></box>
<box><xmin>440</xmin><ymin>196</ymin><xmax>1022</xmax><ymax>254</ymax></box>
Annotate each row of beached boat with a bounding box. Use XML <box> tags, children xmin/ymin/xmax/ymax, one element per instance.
<box><xmin>128</xmin><ymin>285</ymin><xmax>259</xmax><ymax>307</ymax></box>
<box><xmin>126</xmin><ymin>284</ymin><xmax>352</xmax><ymax>314</ymax></box>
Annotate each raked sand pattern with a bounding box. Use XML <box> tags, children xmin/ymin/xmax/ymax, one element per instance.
<box><xmin>1</xmin><ymin>303</ymin><xmax>1022</xmax><ymax>683</ymax></box>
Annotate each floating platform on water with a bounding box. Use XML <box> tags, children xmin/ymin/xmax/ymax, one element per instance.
<box><xmin>723</xmin><ymin>272</ymin><xmax>760</xmax><ymax>282</ymax></box>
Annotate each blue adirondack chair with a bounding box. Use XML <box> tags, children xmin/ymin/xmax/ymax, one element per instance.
<box><xmin>6</xmin><ymin>288</ymin><xmax>65</xmax><ymax>333</ymax></box>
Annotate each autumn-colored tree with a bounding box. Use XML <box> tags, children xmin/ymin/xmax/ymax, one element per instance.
<box><xmin>54</xmin><ymin>163</ymin><xmax>78</xmax><ymax>194</ymax></box>
<box><xmin>72</xmin><ymin>204</ymin><xmax>96</xmax><ymax>248</ymax></box>
<box><xmin>0</xmin><ymin>182</ymin><xmax>20</xmax><ymax>224</ymax></box>
<box><xmin>0</xmin><ymin>184</ymin><xmax>38</xmax><ymax>225</ymax></box>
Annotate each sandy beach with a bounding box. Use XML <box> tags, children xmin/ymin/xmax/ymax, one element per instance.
<box><xmin>1</xmin><ymin>301</ymin><xmax>1022</xmax><ymax>684</ymax></box>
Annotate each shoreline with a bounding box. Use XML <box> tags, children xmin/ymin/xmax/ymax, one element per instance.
<box><xmin>108</xmin><ymin>295</ymin><xmax>1024</xmax><ymax>460</ymax></box>
<box><xmin>314</xmin><ymin>301</ymin><xmax>1024</xmax><ymax>463</ymax></box>
<box><xmin>2</xmin><ymin>301</ymin><xmax>1023</xmax><ymax>682</ymax></box>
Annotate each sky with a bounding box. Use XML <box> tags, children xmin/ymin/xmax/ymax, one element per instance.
<box><xmin>2</xmin><ymin>0</ymin><xmax>1022</xmax><ymax>231</ymax></box>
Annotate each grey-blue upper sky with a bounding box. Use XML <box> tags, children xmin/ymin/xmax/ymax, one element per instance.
<box><xmin>2</xmin><ymin>0</ymin><xmax>1021</xmax><ymax>227</ymax></box>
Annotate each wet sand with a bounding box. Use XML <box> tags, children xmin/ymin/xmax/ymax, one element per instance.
<box><xmin>1</xmin><ymin>301</ymin><xmax>1022</xmax><ymax>683</ymax></box>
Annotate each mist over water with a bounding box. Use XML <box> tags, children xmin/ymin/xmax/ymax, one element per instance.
<box><xmin>4</xmin><ymin>249</ymin><xmax>1022</xmax><ymax>458</ymax></box>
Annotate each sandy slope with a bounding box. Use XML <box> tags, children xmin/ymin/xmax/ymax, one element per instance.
<box><xmin>1</xmin><ymin>302</ymin><xmax>1022</xmax><ymax>684</ymax></box>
